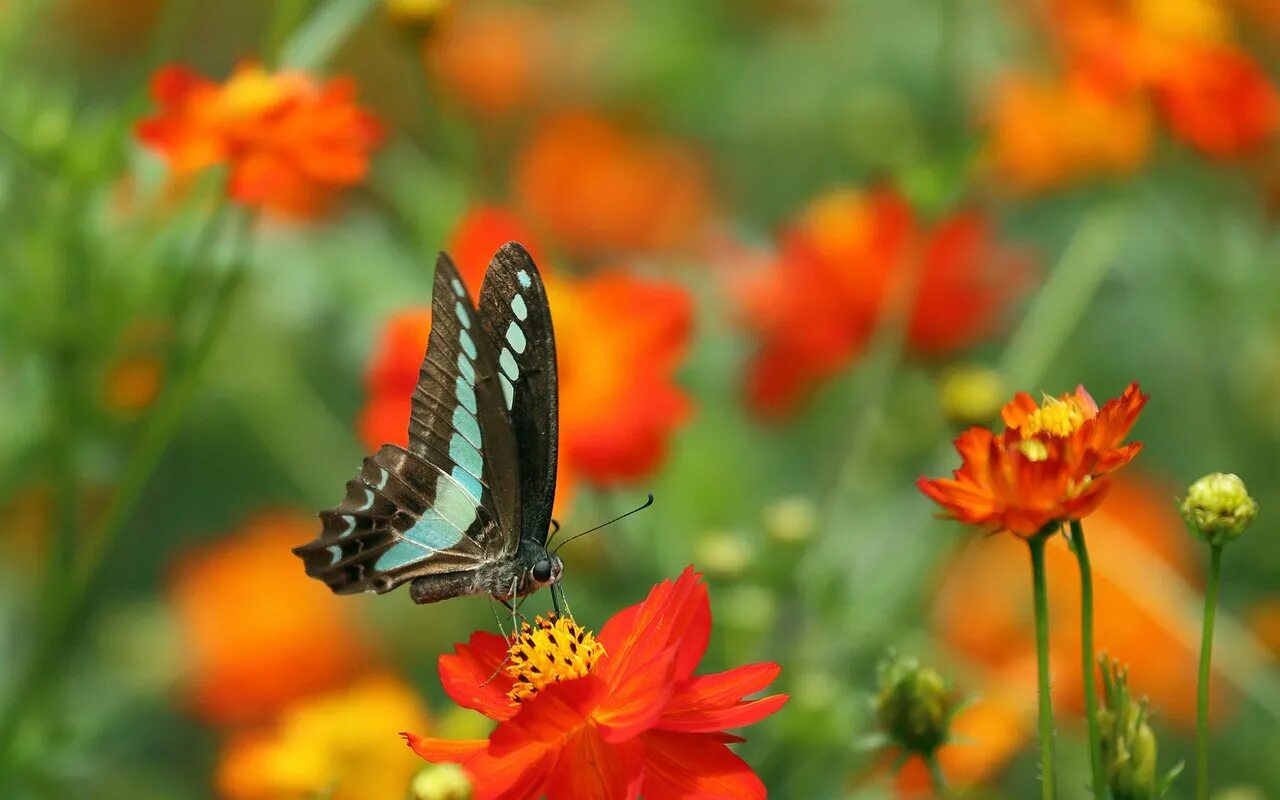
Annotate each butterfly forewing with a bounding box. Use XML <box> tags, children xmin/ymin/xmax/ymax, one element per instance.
<box><xmin>477</xmin><ymin>242</ymin><xmax>559</xmax><ymax>549</ymax></box>
<box><xmin>295</xmin><ymin>254</ymin><xmax>520</xmax><ymax>594</ymax></box>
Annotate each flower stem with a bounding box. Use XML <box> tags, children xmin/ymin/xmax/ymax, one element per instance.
<box><xmin>1069</xmin><ymin>520</ymin><xmax>1106</xmax><ymax>800</ymax></box>
<box><xmin>925</xmin><ymin>751</ymin><xmax>951</xmax><ymax>798</ymax></box>
<box><xmin>1028</xmin><ymin>531</ymin><xmax>1058</xmax><ymax>800</ymax></box>
<box><xmin>0</xmin><ymin>213</ymin><xmax>257</xmax><ymax>777</ymax></box>
<box><xmin>1196</xmin><ymin>543</ymin><xmax>1223</xmax><ymax>800</ymax></box>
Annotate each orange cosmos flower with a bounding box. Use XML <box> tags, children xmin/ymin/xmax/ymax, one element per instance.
<box><xmin>359</xmin><ymin>207</ymin><xmax>692</xmax><ymax>496</ymax></box>
<box><xmin>514</xmin><ymin>111</ymin><xmax>712</xmax><ymax>257</ymax></box>
<box><xmin>985</xmin><ymin>71</ymin><xmax>1153</xmax><ymax>193</ymax></box>
<box><xmin>918</xmin><ymin>382</ymin><xmax>1148</xmax><ymax>537</ymax></box>
<box><xmin>168</xmin><ymin>512</ymin><xmax>373</xmax><ymax>725</ymax></box>
<box><xmin>1152</xmin><ymin>45</ymin><xmax>1279</xmax><ymax>157</ymax></box>
<box><xmin>736</xmin><ymin>188</ymin><xmax>1032</xmax><ymax>418</ymax></box>
<box><xmin>218</xmin><ymin>674</ymin><xmax>430</xmax><ymax>800</ymax></box>
<box><xmin>136</xmin><ymin>63</ymin><xmax>383</xmax><ymax>217</ymax></box>
<box><xmin>424</xmin><ymin>4</ymin><xmax>549</xmax><ymax>117</ymax></box>
<box><xmin>403</xmin><ymin>567</ymin><xmax>787</xmax><ymax>799</ymax></box>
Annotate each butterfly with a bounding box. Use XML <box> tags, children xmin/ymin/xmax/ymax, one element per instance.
<box><xmin>293</xmin><ymin>242</ymin><xmax>564</xmax><ymax>605</ymax></box>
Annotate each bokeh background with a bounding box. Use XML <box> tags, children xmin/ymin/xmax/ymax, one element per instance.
<box><xmin>1</xmin><ymin>0</ymin><xmax>1279</xmax><ymax>797</ymax></box>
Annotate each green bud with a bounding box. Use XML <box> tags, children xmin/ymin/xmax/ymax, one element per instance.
<box><xmin>873</xmin><ymin>652</ymin><xmax>956</xmax><ymax>756</ymax></box>
<box><xmin>1181</xmin><ymin>473</ymin><xmax>1258</xmax><ymax>547</ymax></box>
<box><xmin>763</xmin><ymin>496</ymin><xmax>817</xmax><ymax>544</ymax></box>
<box><xmin>409</xmin><ymin>763</ymin><xmax>472</xmax><ymax>800</ymax></box>
<box><xmin>939</xmin><ymin>364</ymin><xmax>1005</xmax><ymax>426</ymax></box>
<box><xmin>1098</xmin><ymin>656</ymin><xmax>1182</xmax><ymax>800</ymax></box>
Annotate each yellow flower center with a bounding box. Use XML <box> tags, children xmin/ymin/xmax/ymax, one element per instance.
<box><xmin>1017</xmin><ymin>438</ymin><xmax>1050</xmax><ymax>462</ymax></box>
<box><xmin>505</xmin><ymin>614</ymin><xmax>605</xmax><ymax>705</ymax></box>
<box><xmin>1021</xmin><ymin>395</ymin><xmax>1090</xmax><ymax>439</ymax></box>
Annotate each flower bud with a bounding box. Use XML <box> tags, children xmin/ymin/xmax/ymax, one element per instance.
<box><xmin>409</xmin><ymin>763</ymin><xmax>471</xmax><ymax>800</ymax></box>
<box><xmin>1181</xmin><ymin>473</ymin><xmax>1257</xmax><ymax>547</ymax></box>
<box><xmin>939</xmin><ymin>365</ymin><xmax>1005</xmax><ymax>426</ymax></box>
<box><xmin>1098</xmin><ymin>656</ymin><xmax>1182</xmax><ymax>799</ymax></box>
<box><xmin>695</xmin><ymin>531</ymin><xmax>753</xmax><ymax>578</ymax></box>
<box><xmin>873</xmin><ymin>652</ymin><xmax>956</xmax><ymax>755</ymax></box>
<box><xmin>763</xmin><ymin>496</ymin><xmax>817</xmax><ymax>544</ymax></box>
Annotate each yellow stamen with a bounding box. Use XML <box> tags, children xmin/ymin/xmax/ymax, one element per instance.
<box><xmin>1021</xmin><ymin>394</ymin><xmax>1090</xmax><ymax>439</ymax></box>
<box><xmin>1018</xmin><ymin>438</ymin><xmax>1050</xmax><ymax>462</ymax></box>
<box><xmin>505</xmin><ymin>614</ymin><xmax>604</xmax><ymax>705</ymax></box>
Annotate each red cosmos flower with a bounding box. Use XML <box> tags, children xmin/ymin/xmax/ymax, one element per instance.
<box><xmin>918</xmin><ymin>382</ymin><xmax>1148</xmax><ymax>537</ymax></box>
<box><xmin>359</xmin><ymin>207</ymin><xmax>692</xmax><ymax>503</ymax></box>
<box><xmin>736</xmin><ymin>188</ymin><xmax>1032</xmax><ymax>418</ymax></box>
<box><xmin>403</xmin><ymin>568</ymin><xmax>787</xmax><ymax>799</ymax></box>
<box><xmin>1152</xmin><ymin>45</ymin><xmax>1279</xmax><ymax>158</ymax></box>
<box><xmin>136</xmin><ymin>62</ymin><xmax>383</xmax><ymax>217</ymax></box>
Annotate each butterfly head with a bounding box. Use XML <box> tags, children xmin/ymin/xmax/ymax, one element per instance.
<box><xmin>530</xmin><ymin>553</ymin><xmax>563</xmax><ymax>589</ymax></box>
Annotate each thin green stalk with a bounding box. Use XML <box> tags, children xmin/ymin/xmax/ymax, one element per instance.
<box><xmin>926</xmin><ymin>751</ymin><xmax>950</xmax><ymax>798</ymax></box>
<box><xmin>0</xmin><ymin>214</ymin><xmax>257</xmax><ymax>776</ymax></box>
<box><xmin>1196</xmin><ymin>544</ymin><xmax>1223</xmax><ymax>800</ymax></box>
<box><xmin>1028</xmin><ymin>531</ymin><xmax>1058</xmax><ymax>800</ymax></box>
<box><xmin>1070</xmin><ymin>520</ymin><xmax>1106</xmax><ymax>800</ymax></box>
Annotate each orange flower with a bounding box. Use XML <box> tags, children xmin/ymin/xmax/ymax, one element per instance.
<box><xmin>136</xmin><ymin>63</ymin><xmax>383</xmax><ymax>217</ymax></box>
<box><xmin>168</xmin><ymin>512</ymin><xmax>372</xmax><ymax>725</ymax></box>
<box><xmin>424</xmin><ymin>4</ymin><xmax>549</xmax><ymax>117</ymax></box>
<box><xmin>218</xmin><ymin>674</ymin><xmax>430</xmax><ymax>800</ymax></box>
<box><xmin>359</xmin><ymin>207</ymin><xmax>693</xmax><ymax>498</ymax></box>
<box><xmin>1152</xmin><ymin>45</ymin><xmax>1279</xmax><ymax>157</ymax></box>
<box><xmin>514</xmin><ymin>111</ymin><xmax>712</xmax><ymax>257</ymax></box>
<box><xmin>985</xmin><ymin>72</ymin><xmax>1153</xmax><ymax>193</ymax></box>
<box><xmin>403</xmin><ymin>568</ymin><xmax>787</xmax><ymax>799</ymax></box>
<box><xmin>736</xmin><ymin>188</ymin><xmax>1032</xmax><ymax>418</ymax></box>
<box><xmin>918</xmin><ymin>382</ymin><xmax>1148</xmax><ymax>537</ymax></box>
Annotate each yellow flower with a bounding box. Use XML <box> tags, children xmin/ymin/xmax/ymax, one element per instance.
<box><xmin>217</xmin><ymin>674</ymin><xmax>430</xmax><ymax>800</ymax></box>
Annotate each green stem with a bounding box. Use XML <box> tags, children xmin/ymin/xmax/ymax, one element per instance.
<box><xmin>1028</xmin><ymin>531</ymin><xmax>1058</xmax><ymax>800</ymax></box>
<box><xmin>0</xmin><ymin>214</ymin><xmax>257</xmax><ymax>776</ymax></box>
<box><xmin>1070</xmin><ymin>520</ymin><xmax>1106</xmax><ymax>800</ymax></box>
<box><xmin>925</xmin><ymin>751</ymin><xmax>950</xmax><ymax>798</ymax></box>
<box><xmin>1196</xmin><ymin>544</ymin><xmax>1223</xmax><ymax>800</ymax></box>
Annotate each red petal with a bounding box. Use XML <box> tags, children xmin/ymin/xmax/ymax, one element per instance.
<box><xmin>657</xmin><ymin>694</ymin><xmax>788</xmax><ymax>733</ymax></box>
<box><xmin>640</xmin><ymin>730</ymin><xmax>767</xmax><ymax>800</ymax></box>
<box><xmin>439</xmin><ymin>631</ymin><xmax>519</xmax><ymax>721</ymax></box>
<box><xmin>489</xmin><ymin>676</ymin><xmax>599</xmax><ymax>755</ymax></box>
<box><xmin>401</xmin><ymin>732</ymin><xmax>489</xmax><ymax>763</ymax></box>
<box><xmin>666</xmin><ymin>663</ymin><xmax>780</xmax><ymax>712</ymax></box>
<box><xmin>466</xmin><ymin>742</ymin><xmax>554</xmax><ymax>800</ymax></box>
<box><xmin>594</xmin><ymin>645</ymin><xmax>678</xmax><ymax>742</ymax></box>
<box><xmin>600</xmin><ymin>567</ymin><xmax>709</xmax><ymax>689</ymax></box>
<box><xmin>545</xmin><ymin>726</ymin><xmax>645</xmax><ymax>800</ymax></box>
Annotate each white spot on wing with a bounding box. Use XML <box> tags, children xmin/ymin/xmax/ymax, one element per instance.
<box><xmin>510</xmin><ymin>294</ymin><xmax>528</xmax><ymax>321</ymax></box>
<box><xmin>450</xmin><ymin>278</ymin><xmax>465</xmax><ymax>296</ymax></box>
<box><xmin>517</xmin><ymin>270</ymin><xmax>532</xmax><ymax>289</ymax></box>
<box><xmin>505</xmin><ymin>321</ymin><xmax>527</xmax><ymax>354</ymax></box>
<box><xmin>499</xmin><ymin>348</ymin><xmax>519</xmax><ymax>381</ymax></box>
<box><xmin>499</xmin><ymin>374</ymin><xmax>514</xmax><ymax>409</ymax></box>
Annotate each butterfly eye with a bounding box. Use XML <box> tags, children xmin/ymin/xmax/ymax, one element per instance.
<box><xmin>532</xmin><ymin>560</ymin><xmax>553</xmax><ymax>583</ymax></box>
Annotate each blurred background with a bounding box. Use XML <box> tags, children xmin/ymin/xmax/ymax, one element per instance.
<box><xmin>1</xmin><ymin>0</ymin><xmax>1278</xmax><ymax>797</ymax></box>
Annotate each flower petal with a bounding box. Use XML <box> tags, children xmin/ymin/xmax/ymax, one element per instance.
<box><xmin>640</xmin><ymin>730</ymin><xmax>767</xmax><ymax>800</ymax></box>
<box><xmin>401</xmin><ymin>732</ymin><xmax>489</xmax><ymax>763</ymax></box>
<box><xmin>545</xmin><ymin>726</ymin><xmax>645</xmax><ymax>800</ymax></box>
<box><xmin>439</xmin><ymin>631</ymin><xmax>519</xmax><ymax>721</ymax></box>
<box><xmin>489</xmin><ymin>676</ymin><xmax>600</xmax><ymax>755</ymax></box>
<box><xmin>665</xmin><ymin>663</ymin><xmax>780</xmax><ymax>713</ymax></box>
<box><xmin>594</xmin><ymin>645</ymin><xmax>679</xmax><ymax>743</ymax></box>
<box><xmin>599</xmin><ymin>567</ymin><xmax>710</xmax><ymax>689</ymax></box>
<box><xmin>466</xmin><ymin>743</ymin><xmax>555</xmax><ymax>800</ymax></box>
<box><xmin>657</xmin><ymin>694</ymin><xmax>789</xmax><ymax>733</ymax></box>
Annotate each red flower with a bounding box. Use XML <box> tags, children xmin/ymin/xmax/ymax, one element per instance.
<box><xmin>918</xmin><ymin>382</ymin><xmax>1148</xmax><ymax>537</ymax></box>
<box><xmin>403</xmin><ymin>568</ymin><xmax>787</xmax><ymax>799</ymax></box>
<box><xmin>513</xmin><ymin>111</ymin><xmax>713</xmax><ymax>257</ymax></box>
<box><xmin>1153</xmin><ymin>45</ymin><xmax>1279</xmax><ymax>157</ymax></box>
<box><xmin>358</xmin><ymin>207</ymin><xmax>693</xmax><ymax>503</ymax></box>
<box><xmin>736</xmin><ymin>188</ymin><xmax>1032</xmax><ymax>418</ymax></box>
<box><xmin>136</xmin><ymin>63</ymin><xmax>383</xmax><ymax>217</ymax></box>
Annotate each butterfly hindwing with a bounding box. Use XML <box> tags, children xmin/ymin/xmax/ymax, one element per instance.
<box><xmin>477</xmin><ymin>242</ymin><xmax>559</xmax><ymax>549</ymax></box>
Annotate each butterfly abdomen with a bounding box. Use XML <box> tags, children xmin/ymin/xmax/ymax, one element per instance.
<box><xmin>293</xmin><ymin>445</ymin><xmax>487</xmax><ymax>595</ymax></box>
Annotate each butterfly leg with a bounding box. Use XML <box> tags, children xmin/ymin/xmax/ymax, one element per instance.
<box><xmin>409</xmin><ymin>571</ymin><xmax>478</xmax><ymax>604</ymax></box>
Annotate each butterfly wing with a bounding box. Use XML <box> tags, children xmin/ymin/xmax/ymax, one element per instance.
<box><xmin>476</xmin><ymin>242</ymin><xmax>558</xmax><ymax>549</ymax></box>
<box><xmin>295</xmin><ymin>254</ymin><xmax>521</xmax><ymax>594</ymax></box>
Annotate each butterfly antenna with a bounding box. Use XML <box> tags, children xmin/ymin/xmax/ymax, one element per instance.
<box><xmin>546</xmin><ymin>519</ymin><xmax>562</xmax><ymax>545</ymax></box>
<box><xmin>552</xmin><ymin>494</ymin><xmax>655</xmax><ymax>555</ymax></box>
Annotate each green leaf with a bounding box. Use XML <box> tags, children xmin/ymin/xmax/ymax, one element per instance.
<box><xmin>279</xmin><ymin>0</ymin><xmax>378</xmax><ymax>72</ymax></box>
